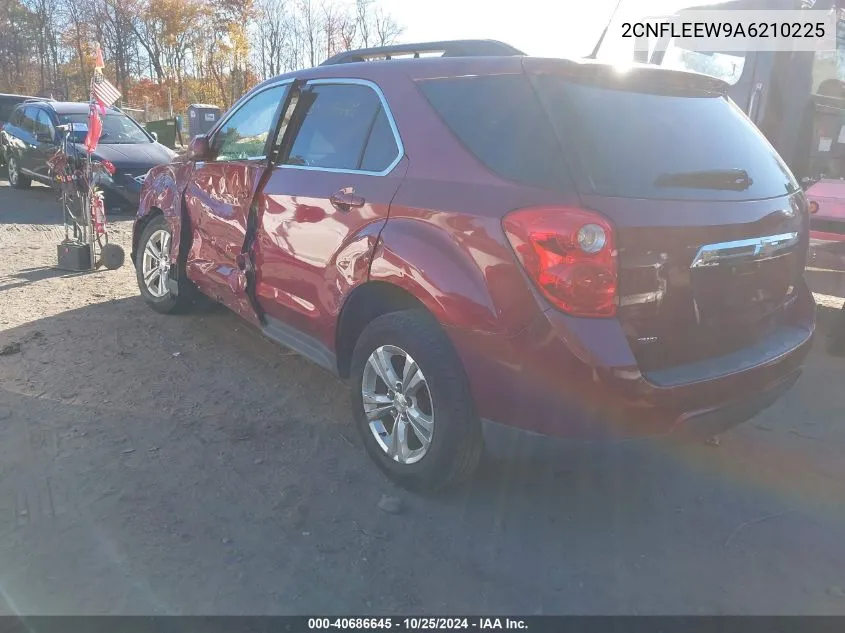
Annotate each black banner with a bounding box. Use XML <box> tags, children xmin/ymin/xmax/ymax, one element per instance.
<box><xmin>0</xmin><ymin>617</ymin><xmax>844</xmax><ymax>633</ymax></box>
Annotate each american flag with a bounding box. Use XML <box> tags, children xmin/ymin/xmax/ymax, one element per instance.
<box><xmin>90</xmin><ymin>71</ymin><xmax>121</xmax><ymax>108</ymax></box>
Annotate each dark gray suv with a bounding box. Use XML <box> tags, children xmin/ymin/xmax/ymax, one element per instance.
<box><xmin>2</xmin><ymin>100</ymin><xmax>176</xmax><ymax>212</ymax></box>
<box><xmin>0</xmin><ymin>93</ymin><xmax>46</xmax><ymax>166</ymax></box>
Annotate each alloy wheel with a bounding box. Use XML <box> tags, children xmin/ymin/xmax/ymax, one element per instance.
<box><xmin>7</xmin><ymin>157</ymin><xmax>18</xmax><ymax>186</ymax></box>
<box><xmin>362</xmin><ymin>344</ymin><xmax>434</xmax><ymax>465</ymax></box>
<box><xmin>141</xmin><ymin>229</ymin><xmax>172</xmax><ymax>298</ymax></box>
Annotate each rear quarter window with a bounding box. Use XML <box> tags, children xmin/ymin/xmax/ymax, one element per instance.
<box><xmin>416</xmin><ymin>74</ymin><xmax>573</xmax><ymax>192</ymax></box>
<box><xmin>531</xmin><ymin>75</ymin><xmax>800</xmax><ymax>201</ymax></box>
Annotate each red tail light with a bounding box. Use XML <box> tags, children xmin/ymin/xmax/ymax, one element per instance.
<box><xmin>503</xmin><ymin>206</ymin><xmax>618</xmax><ymax>318</ymax></box>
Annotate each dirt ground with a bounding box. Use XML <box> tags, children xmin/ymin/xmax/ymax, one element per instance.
<box><xmin>2</xmin><ymin>180</ymin><xmax>845</xmax><ymax>616</ymax></box>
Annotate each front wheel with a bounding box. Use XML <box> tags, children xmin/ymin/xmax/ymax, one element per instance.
<box><xmin>135</xmin><ymin>215</ymin><xmax>192</xmax><ymax>314</ymax></box>
<box><xmin>350</xmin><ymin>310</ymin><xmax>482</xmax><ymax>492</ymax></box>
<box><xmin>7</xmin><ymin>156</ymin><xmax>31</xmax><ymax>189</ymax></box>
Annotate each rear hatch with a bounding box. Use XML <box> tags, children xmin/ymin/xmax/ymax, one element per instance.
<box><xmin>524</xmin><ymin>60</ymin><xmax>808</xmax><ymax>371</ymax></box>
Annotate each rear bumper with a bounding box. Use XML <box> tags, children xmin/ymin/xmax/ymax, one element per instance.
<box><xmin>448</xmin><ymin>282</ymin><xmax>815</xmax><ymax>443</ymax></box>
<box><xmin>480</xmin><ymin>367</ymin><xmax>802</xmax><ymax>458</ymax></box>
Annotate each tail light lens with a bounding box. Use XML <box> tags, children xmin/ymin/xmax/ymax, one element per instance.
<box><xmin>503</xmin><ymin>206</ymin><xmax>618</xmax><ymax>318</ymax></box>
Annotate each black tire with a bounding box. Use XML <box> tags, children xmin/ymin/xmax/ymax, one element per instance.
<box><xmin>134</xmin><ymin>214</ymin><xmax>193</xmax><ymax>314</ymax></box>
<box><xmin>100</xmin><ymin>243</ymin><xmax>125</xmax><ymax>270</ymax></box>
<box><xmin>350</xmin><ymin>309</ymin><xmax>482</xmax><ymax>492</ymax></box>
<box><xmin>828</xmin><ymin>305</ymin><xmax>845</xmax><ymax>357</ymax></box>
<box><xmin>7</xmin><ymin>156</ymin><xmax>31</xmax><ymax>189</ymax></box>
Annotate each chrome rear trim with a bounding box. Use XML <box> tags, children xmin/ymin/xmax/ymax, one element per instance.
<box><xmin>690</xmin><ymin>232</ymin><xmax>799</xmax><ymax>268</ymax></box>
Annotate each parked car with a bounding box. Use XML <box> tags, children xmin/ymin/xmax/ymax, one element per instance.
<box><xmin>131</xmin><ymin>40</ymin><xmax>816</xmax><ymax>491</ymax></box>
<box><xmin>0</xmin><ymin>93</ymin><xmax>47</xmax><ymax>165</ymax></box>
<box><xmin>2</xmin><ymin>100</ymin><xmax>176</xmax><ymax>212</ymax></box>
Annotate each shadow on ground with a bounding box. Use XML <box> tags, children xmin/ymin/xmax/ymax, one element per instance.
<box><xmin>0</xmin><ymin>266</ymin><xmax>91</xmax><ymax>292</ymax></box>
<box><xmin>0</xmin><ymin>296</ymin><xmax>844</xmax><ymax>615</ymax></box>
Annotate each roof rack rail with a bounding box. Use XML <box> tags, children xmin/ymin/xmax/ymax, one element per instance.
<box><xmin>320</xmin><ymin>39</ymin><xmax>525</xmax><ymax>66</ymax></box>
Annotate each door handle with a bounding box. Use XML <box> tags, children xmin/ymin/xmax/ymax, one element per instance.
<box><xmin>330</xmin><ymin>188</ymin><xmax>365</xmax><ymax>212</ymax></box>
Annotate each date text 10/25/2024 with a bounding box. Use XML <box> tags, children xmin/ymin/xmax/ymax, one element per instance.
<box><xmin>307</xmin><ymin>618</ymin><xmax>528</xmax><ymax>630</ymax></box>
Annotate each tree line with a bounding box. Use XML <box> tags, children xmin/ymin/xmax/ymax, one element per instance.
<box><xmin>0</xmin><ymin>0</ymin><xmax>404</xmax><ymax>115</ymax></box>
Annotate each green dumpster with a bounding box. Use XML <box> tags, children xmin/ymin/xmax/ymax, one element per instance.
<box><xmin>143</xmin><ymin>118</ymin><xmax>180</xmax><ymax>149</ymax></box>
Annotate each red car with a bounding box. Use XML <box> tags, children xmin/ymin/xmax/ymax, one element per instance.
<box><xmin>132</xmin><ymin>40</ymin><xmax>815</xmax><ymax>491</ymax></box>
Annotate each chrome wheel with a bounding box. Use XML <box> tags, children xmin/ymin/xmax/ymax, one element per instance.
<box><xmin>7</xmin><ymin>157</ymin><xmax>18</xmax><ymax>186</ymax></box>
<box><xmin>141</xmin><ymin>229</ymin><xmax>171</xmax><ymax>299</ymax></box>
<box><xmin>362</xmin><ymin>345</ymin><xmax>434</xmax><ymax>465</ymax></box>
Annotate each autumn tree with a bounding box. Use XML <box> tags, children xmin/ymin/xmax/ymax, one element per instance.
<box><xmin>1</xmin><ymin>0</ymin><xmax>403</xmax><ymax>116</ymax></box>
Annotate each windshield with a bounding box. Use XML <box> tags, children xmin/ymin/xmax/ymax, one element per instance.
<box><xmin>58</xmin><ymin>112</ymin><xmax>150</xmax><ymax>144</ymax></box>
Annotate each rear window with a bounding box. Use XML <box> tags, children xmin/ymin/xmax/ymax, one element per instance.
<box><xmin>531</xmin><ymin>76</ymin><xmax>800</xmax><ymax>201</ymax></box>
<box><xmin>0</xmin><ymin>100</ymin><xmax>25</xmax><ymax>124</ymax></box>
<box><xmin>418</xmin><ymin>73</ymin><xmax>798</xmax><ymax>201</ymax></box>
<box><xmin>416</xmin><ymin>74</ymin><xmax>572</xmax><ymax>191</ymax></box>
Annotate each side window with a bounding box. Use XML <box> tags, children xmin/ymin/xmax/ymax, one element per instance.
<box><xmin>20</xmin><ymin>106</ymin><xmax>37</xmax><ymax>134</ymax></box>
<box><xmin>34</xmin><ymin>110</ymin><xmax>55</xmax><ymax>140</ymax></box>
<box><xmin>360</xmin><ymin>107</ymin><xmax>399</xmax><ymax>172</ymax></box>
<box><xmin>285</xmin><ymin>83</ymin><xmax>384</xmax><ymax>171</ymax></box>
<box><xmin>8</xmin><ymin>107</ymin><xmax>24</xmax><ymax>127</ymax></box>
<box><xmin>417</xmin><ymin>74</ymin><xmax>570</xmax><ymax>191</ymax></box>
<box><xmin>270</xmin><ymin>92</ymin><xmax>299</xmax><ymax>158</ymax></box>
<box><xmin>212</xmin><ymin>84</ymin><xmax>288</xmax><ymax>162</ymax></box>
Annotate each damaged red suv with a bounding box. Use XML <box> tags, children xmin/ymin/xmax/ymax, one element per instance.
<box><xmin>132</xmin><ymin>40</ymin><xmax>815</xmax><ymax>491</ymax></box>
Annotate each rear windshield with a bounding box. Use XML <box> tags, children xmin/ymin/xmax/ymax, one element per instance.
<box><xmin>533</xmin><ymin>75</ymin><xmax>800</xmax><ymax>201</ymax></box>
<box><xmin>0</xmin><ymin>99</ymin><xmax>26</xmax><ymax>123</ymax></box>
<box><xmin>418</xmin><ymin>73</ymin><xmax>800</xmax><ymax>201</ymax></box>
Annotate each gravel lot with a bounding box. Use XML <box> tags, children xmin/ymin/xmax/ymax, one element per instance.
<box><xmin>1</xmin><ymin>179</ymin><xmax>845</xmax><ymax>616</ymax></box>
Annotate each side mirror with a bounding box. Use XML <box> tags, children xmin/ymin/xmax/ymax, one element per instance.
<box><xmin>187</xmin><ymin>135</ymin><xmax>212</xmax><ymax>161</ymax></box>
<box><xmin>150</xmin><ymin>131</ymin><xmax>158</xmax><ymax>142</ymax></box>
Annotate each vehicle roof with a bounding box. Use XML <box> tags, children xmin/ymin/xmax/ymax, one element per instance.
<box><xmin>0</xmin><ymin>93</ymin><xmax>43</xmax><ymax>101</ymax></box>
<box><xmin>250</xmin><ymin>54</ymin><xmax>728</xmax><ymax>96</ymax></box>
<box><xmin>26</xmin><ymin>101</ymin><xmax>123</xmax><ymax>115</ymax></box>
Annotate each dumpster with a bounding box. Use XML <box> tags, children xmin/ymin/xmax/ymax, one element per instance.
<box><xmin>144</xmin><ymin>118</ymin><xmax>180</xmax><ymax>149</ymax></box>
<box><xmin>187</xmin><ymin>104</ymin><xmax>222</xmax><ymax>138</ymax></box>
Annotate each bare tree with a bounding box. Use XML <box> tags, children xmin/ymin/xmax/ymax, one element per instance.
<box><xmin>354</xmin><ymin>0</ymin><xmax>371</xmax><ymax>48</ymax></box>
<box><xmin>255</xmin><ymin>0</ymin><xmax>291</xmax><ymax>77</ymax></box>
<box><xmin>373</xmin><ymin>5</ymin><xmax>402</xmax><ymax>46</ymax></box>
<box><xmin>61</xmin><ymin>0</ymin><xmax>97</xmax><ymax>96</ymax></box>
<box><xmin>297</xmin><ymin>0</ymin><xmax>320</xmax><ymax>68</ymax></box>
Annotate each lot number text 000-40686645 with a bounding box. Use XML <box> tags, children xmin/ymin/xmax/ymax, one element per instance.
<box><xmin>306</xmin><ymin>617</ymin><xmax>529</xmax><ymax>630</ymax></box>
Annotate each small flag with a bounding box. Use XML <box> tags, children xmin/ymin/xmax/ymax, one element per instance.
<box><xmin>93</xmin><ymin>45</ymin><xmax>105</xmax><ymax>70</ymax></box>
<box><xmin>84</xmin><ymin>103</ymin><xmax>103</xmax><ymax>154</ymax></box>
<box><xmin>91</xmin><ymin>72</ymin><xmax>121</xmax><ymax>108</ymax></box>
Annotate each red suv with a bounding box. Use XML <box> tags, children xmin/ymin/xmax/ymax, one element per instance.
<box><xmin>132</xmin><ymin>41</ymin><xmax>815</xmax><ymax>491</ymax></box>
